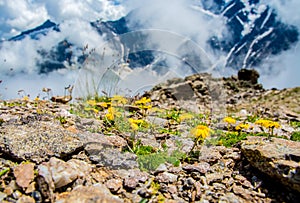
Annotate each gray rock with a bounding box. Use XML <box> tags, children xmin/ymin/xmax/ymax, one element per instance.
<box><xmin>86</xmin><ymin>144</ymin><xmax>138</xmax><ymax>169</ymax></box>
<box><xmin>0</xmin><ymin>121</ymin><xmax>84</xmax><ymax>163</ymax></box>
<box><xmin>206</xmin><ymin>173</ymin><xmax>224</xmax><ymax>185</ymax></box>
<box><xmin>154</xmin><ymin>163</ymin><xmax>168</xmax><ymax>174</ymax></box>
<box><xmin>183</xmin><ymin>162</ymin><xmax>210</xmax><ymax>174</ymax></box>
<box><xmin>241</xmin><ymin>136</ymin><xmax>300</xmax><ymax>192</ymax></box>
<box><xmin>199</xmin><ymin>146</ymin><xmax>222</xmax><ymax>163</ymax></box>
<box><xmin>124</xmin><ymin>177</ymin><xmax>139</xmax><ymax>190</ymax></box>
<box><xmin>156</xmin><ymin>172</ymin><xmax>178</xmax><ymax>183</ymax></box>
<box><xmin>219</xmin><ymin>193</ymin><xmax>243</xmax><ymax>203</ymax></box>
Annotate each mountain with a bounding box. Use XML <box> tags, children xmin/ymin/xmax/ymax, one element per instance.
<box><xmin>9</xmin><ymin>20</ymin><xmax>59</xmax><ymax>41</ymax></box>
<box><xmin>3</xmin><ymin>0</ymin><xmax>299</xmax><ymax>74</ymax></box>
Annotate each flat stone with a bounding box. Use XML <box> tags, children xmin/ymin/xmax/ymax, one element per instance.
<box><xmin>241</xmin><ymin>136</ymin><xmax>300</xmax><ymax>192</ymax></box>
<box><xmin>124</xmin><ymin>177</ymin><xmax>139</xmax><ymax>190</ymax></box>
<box><xmin>55</xmin><ymin>184</ymin><xmax>123</xmax><ymax>203</ymax></box>
<box><xmin>183</xmin><ymin>162</ymin><xmax>210</xmax><ymax>174</ymax></box>
<box><xmin>0</xmin><ymin>121</ymin><xmax>84</xmax><ymax>163</ymax></box>
<box><xmin>86</xmin><ymin>145</ymin><xmax>138</xmax><ymax>169</ymax></box>
<box><xmin>14</xmin><ymin>162</ymin><xmax>35</xmax><ymax>189</ymax></box>
<box><xmin>199</xmin><ymin>146</ymin><xmax>222</xmax><ymax>163</ymax></box>
<box><xmin>155</xmin><ymin>172</ymin><xmax>178</xmax><ymax>183</ymax></box>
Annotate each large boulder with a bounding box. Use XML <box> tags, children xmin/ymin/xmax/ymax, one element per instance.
<box><xmin>241</xmin><ymin>136</ymin><xmax>300</xmax><ymax>192</ymax></box>
<box><xmin>238</xmin><ymin>69</ymin><xmax>259</xmax><ymax>84</ymax></box>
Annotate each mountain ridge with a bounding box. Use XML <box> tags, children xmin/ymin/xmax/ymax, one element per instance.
<box><xmin>1</xmin><ymin>0</ymin><xmax>299</xmax><ymax>75</ymax></box>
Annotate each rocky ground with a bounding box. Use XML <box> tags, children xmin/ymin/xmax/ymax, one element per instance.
<box><xmin>0</xmin><ymin>69</ymin><xmax>299</xmax><ymax>203</ymax></box>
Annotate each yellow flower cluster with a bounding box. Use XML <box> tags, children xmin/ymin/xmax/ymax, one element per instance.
<box><xmin>84</xmin><ymin>107</ymin><xmax>99</xmax><ymax>114</ymax></box>
<box><xmin>111</xmin><ymin>95</ymin><xmax>127</xmax><ymax>105</ymax></box>
<box><xmin>135</xmin><ymin>97</ymin><xmax>152</xmax><ymax>109</ymax></box>
<box><xmin>255</xmin><ymin>119</ymin><xmax>281</xmax><ymax>129</ymax></box>
<box><xmin>223</xmin><ymin>117</ymin><xmax>236</xmax><ymax>124</ymax></box>
<box><xmin>128</xmin><ymin>118</ymin><xmax>146</xmax><ymax>131</ymax></box>
<box><xmin>235</xmin><ymin>123</ymin><xmax>250</xmax><ymax>131</ymax></box>
<box><xmin>191</xmin><ymin>125</ymin><xmax>211</xmax><ymax>139</ymax></box>
<box><xmin>86</xmin><ymin>100</ymin><xmax>109</xmax><ymax>108</ymax></box>
<box><xmin>105</xmin><ymin>107</ymin><xmax>116</xmax><ymax>121</ymax></box>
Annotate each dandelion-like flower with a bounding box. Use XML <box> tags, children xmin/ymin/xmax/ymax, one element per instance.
<box><xmin>105</xmin><ymin>107</ymin><xmax>116</xmax><ymax>121</ymax></box>
<box><xmin>191</xmin><ymin>125</ymin><xmax>211</xmax><ymax>139</ymax></box>
<box><xmin>223</xmin><ymin>117</ymin><xmax>236</xmax><ymax>124</ymax></box>
<box><xmin>255</xmin><ymin>119</ymin><xmax>281</xmax><ymax>138</ymax></box>
<box><xmin>128</xmin><ymin>118</ymin><xmax>147</xmax><ymax>131</ymax></box>
<box><xmin>255</xmin><ymin>119</ymin><xmax>281</xmax><ymax>129</ymax></box>
<box><xmin>135</xmin><ymin>97</ymin><xmax>152</xmax><ymax>109</ymax></box>
<box><xmin>235</xmin><ymin>123</ymin><xmax>250</xmax><ymax>131</ymax></box>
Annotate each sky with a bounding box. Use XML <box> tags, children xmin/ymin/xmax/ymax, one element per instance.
<box><xmin>0</xmin><ymin>0</ymin><xmax>299</xmax><ymax>99</ymax></box>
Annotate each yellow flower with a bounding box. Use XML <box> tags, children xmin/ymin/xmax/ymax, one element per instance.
<box><xmin>235</xmin><ymin>123</ymin><xmax>250</xmax><ymax>131</ymax></box>
<box><xmin>135</xmin><ymin>97</ymin><xmax>151</xmax><ymax>105</ymax></box>
<box><xmin>111</xmin><ymin>95</ymin><xmax>127</xmax><ymax>105</ymax></box>
<box><xmin>84</xmin><ymin>107</ymin><xmax>99</xmax><ymax>114</ymax></box>
<box><xmin>105</xmin><ymin>107</ymin><xmax>117</xmax><ymax>121</ymax></box>
<box><xmin>135</xmin><ymin>97</ymin><xmax>152</xmax><ymax>109</ymax></box>
<box><xmin>255</xmin><ymin>119</ymin><xmax>280</xmax><ymax>129</ymax></box>
<box><xmin>130</xmin><ymin>122</ymin><xmax>139</xmax><ymax>131</ymax></box>
<box><xmin>105</xmin><ymin>113</ymin><xmax>114</xmax><ymax>121</ymax></box>
<box><xmin>179</xmin><ymin>113</ymin><xmax>194</xmax><ymax>122</ymax></box>
<box><xmin>223</xmin><ymin>117</ymin><xmax>236</xmax><ymax>124</ymax></box>
<box><xmin>191</xmin><ymin>125</ymin><xmax>211</xmax><ymax>139</ymax></box>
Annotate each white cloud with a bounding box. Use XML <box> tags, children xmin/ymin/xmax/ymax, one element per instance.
<box><xmin>0</xmin><ymin>0</ymin><xmax>48</xmax><ymax>39</ymax></box>
<box><xmin>258</xmin><ymin>0</ymin><xmax>300</xmax><ymax>89</ymax></box>
<box><xmin>0</xmin><ymin>0</ymin><xmax>299</xmax><ymax>100</ymax></box>
<box><xmin>0</xmin><ymin>0</ymin><xmax>125</xmax><ymax>39</ymax></box>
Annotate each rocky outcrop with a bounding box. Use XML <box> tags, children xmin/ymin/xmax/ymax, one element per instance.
<box><xmin>241</xmin><ymin>136</ymin><xmax>300</xmax><ymax>192</ymax></box>
<box><xmin>237</xmin><ymin>69</ymin><xmax>260</xmax><ymax>85</ymax></box>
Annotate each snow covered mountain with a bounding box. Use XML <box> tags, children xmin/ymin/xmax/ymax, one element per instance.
<box><xmin>2</xmin><ymin>0</ymin><xmax>299</xmax><ymax>74</ymax></box>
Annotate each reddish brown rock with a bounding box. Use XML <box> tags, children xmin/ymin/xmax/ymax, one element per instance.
<box><xmin>14</xmin><ymin>163</ymin><xmax>35</xmax><ymax>189</ymax></box>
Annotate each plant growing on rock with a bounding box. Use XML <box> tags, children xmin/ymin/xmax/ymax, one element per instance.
<box><xmin>235</xmin><ymin>123</ymin><xmax>250</xmax><ymax>135</ymax></box>
<box><xmin>223</xmin><ymin>116</ymin><xmax>236</xmax><ymax>130</ymax></box>
<box><xmin>189</xmin><ymin>124</ymin><xmax>211</xmax><ymax>153</ymax></box>
<box><xmin>134</xmin><ymin>97</ymin><xmax>152</xmax><ymax>117</ymax></box>
<box><xmin>255</xmin><ymin>119</ymin><xmax>281</xmax><ymax>139</ymax></box>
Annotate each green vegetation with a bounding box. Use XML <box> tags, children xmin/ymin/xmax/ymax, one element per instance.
<box><xmin>0</xmin><ymin>168</ymin><xmax>10</xmax><ymax>177</ymax></box>
<box><xmin>291</xmin><ymin>121</ymin><xmax>300</xmax><ymax>128</ymax></box>
<box><xmin>217</xmin><ymin>132</ymin><xmax>248</xmax><ymax>147</ymax></box>
<box><xmin>290</xmin><ymin>131</ymin><xmax>300</xmax><ymax>141</ymax></box>
<box><xmin>137</xmin><ymin>150</ymin><xmax>185</xmax><ymax>172</ymax></box>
